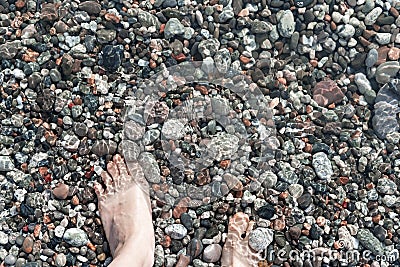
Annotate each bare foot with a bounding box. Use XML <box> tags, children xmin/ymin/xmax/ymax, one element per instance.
<box><xmin>94</xmin><ymin>154</ymin><xmax>154</xmax><ymax>267</ymax></box>
<box><xmin>221</xmin><ymin>212</ymin><xmax>264</xmax><ymax>267</ymax></box>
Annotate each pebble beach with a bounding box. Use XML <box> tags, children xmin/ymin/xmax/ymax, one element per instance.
<box><xmin>0</xmin><ymin>0</ymin><xmax>400</xmax><ymax>266</ymax></box>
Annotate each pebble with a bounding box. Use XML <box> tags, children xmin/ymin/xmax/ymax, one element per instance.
<box><xmin>164</xmin><ymin>18</ymin><xmax>185</xmax><ymax>39</ymax></box>
<box><xmin>0</xmin><ymin>231</ymin><xmax>8</xmax><ymax>245</ymax></box>
<box><xmin>248</xmin><ymin>228</ymin><xmax>274</xmax><ymax>251</ymax></box>
<box><xmin>0</xmin><ymin>1</ymin><xmax>399</xmax><ymax>265</ymax></box>
<box><xmin>63</xmin><ymin>228</ymin><xmax>89</xmax><ymax>247</ymax></box>
<box><xmin>165</xmin><ymin>224</ymin><xmax>187</xmax><ymax>240</ymax></box>
<box><xmin>0</xmin><ymin>156</ymin><xmax>15</xmax><ymax>171</ymax></box>
<box><xmin>376</xmin><ymin>178</ymin><xmax>397</xmax><ymax>195</ymax></box>
<box><xmin>357</xmin><ymin>229</ymin><xmax>385</xmax><ymax>256</ymax></box>
<box><xmin>22</xmin><ymin>236</ymin><xmax>34</xmax><ymax>253</ymax></box>
<box><xmin>257</xmin><ymin>203</ymin><xmax>275</xmax><ymax>220</ymax></box>
<box><xmin>365</xmin><ymin>7</ymin><xmax>383</xmax><ymax>25</ymax></box>
<box><xmin>313</xmin><ymin>79</ymin><xmax>344</xmax><ymax>107</ymax></box>
<box><xmin>4</xmin><ymin>255</ymin><xmax>16</xmax><ymax>265</ymax></box>
<box><xmin>375</xmin><ymin>62</ymin><xmax>400</xmax><ymax>84</ymax></box>
<box><xmin>55</xmin><ymin>253</ymin><xmax>67</xmax><ymax>267</ymax></box>
<box><xmin>312</xmin><ymin>152</ymin><xmax>333</xmax><ymax>180</ymax></box>
<box><xmin>297</xmin><ymin>193</ymin><xmax>312</xmax><ymax>209</ymax></box>
<box><xmin>202</xmin><ymin>244</ymin><xmax>222</xmax><ymax>263</ymax></box>
<box><xmin>53</xmin><ymin>183</ymin><xmax>70</xmax><ymax>200</ymax></box>
<box><xmin>277</xmin><ymin>10</ymin><xmax>295</xmax><ymax>38</ymax></box>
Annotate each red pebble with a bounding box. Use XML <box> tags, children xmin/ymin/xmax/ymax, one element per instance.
<box><xmin>44</xmin><ymin>173</ymin><xmax>52</xmax><ymax>183</ymax></box>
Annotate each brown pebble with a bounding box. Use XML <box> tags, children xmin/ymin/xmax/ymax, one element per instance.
<box><xmin>372</xmin><ymin>24</ymin><xmax>380</xmax><ymax>32</ymax></box>
<box><xmin>339</xmin><ymin>176</ymin><xmax>349</xmax><ymax>185</ymax></box>
<box><xmin>309</xmin><ymin>60</ymin><xmax>318</xmax><ymax>67</ymax></box>
<box><xmin>363</xmin><ymin>30</ymin><xmax>376</xmax><ymax>39</ymax></box>
<box><xmin>173</xmin><ymin>197</ymin><xmax>190</xmax><ymax>219</ymax></box>
<box><xmin>97</xmin><ymin>253</ymin><xmax>106</xmax><ymax>261</ymax></box>
<box><xmin>219</xmin><ymin>159</ymin><xmax>231</xmax><ymax>169</ymax></box>
<box><xmin>289</xmin><ymin>226</ymin><xmax>301</xmax><ymax>240</ymax></box>
<box><xmin>358</xmin><ymin>36</ymin><xmax>371</xmax><ymax>47</ymax></box>
<box><xmin>71</xmin><ymin>195</ymin><xmax>79</xmax><ymax>205</ymax></box>
<box><xmin>237</xmin><ymin>8</ymin><xmax>249</xmax><ymax>17</ymax></box>
<box><xmin>388</xmin><ymin>47</ymin><xmax>400</xmax><ymax>61</ymax></box>
<box><xmin>239</xmin><ymin>55</ymin><xmax>251</xmax><ymax>64</ymax></box>
<box><xmin>53</xmin><ymin>183</ymin><xmax>70</xmax><ymax>200</ymax></box>
<box><xmin>104</xmin><ymin>13</ymin><xmax>120</xmax><ymax>23</ymax></box>
<box><xmin>372</xmin><ymin>214</ymin><xmax>381</xmax><ymax>223</ymax></box>
<box><xmin>159</xmin><ymin>24</ymin><xmax>165</xmax><ymax>33</ymax></box>
<box><xmin>176</xmin><ymin>254</ymin><xmax>191</xmax><ymax>267</ymax></box>
<box><xmin>34</xmin><ymin>224</ymin><xmax>41</xmax><ymax>238</ymax></box>
<box><xmin>195</xmin><ymin>84</ymin><xmax>208</xmax><ymax>95</ymax></box>
<box><xmin>43</xmin><ymin>215</ymin><xmax>52</xmax><ymax>224</ymax></box>
<box><xmin>87</xmin><ymin>242</ymin><xmax>96</xmax><ymax>251</ymax></box>
<box><xmin>330</xmin><ymin>21</ymin><xmax>336</xmax><ymax>31</ymax></box>
<box><xmin>377</xmin><ymin>46</ymin><xmax>390</xmax><ymax>65</ymax></box>
<box><xmin>15</xmin><ymin>0</ymin><xmax>25</xmax><ymax>8</ymax></box>
<box><xmin>22</xmin><ymin>236</ymin><xmax>34</xmax><ymax>254</ymax></box>
<box><xmin>160</xmin><ymin>235</ymin><xmax>171</xmax><ymax>248</ymax></box>
<box><xmin>390</xmin><ymin>7</ymin><xmax>399</xmax><ymax>18</ymax></box>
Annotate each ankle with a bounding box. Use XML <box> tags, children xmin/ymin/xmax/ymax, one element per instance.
<box><xmin>112</xmin><ymin>235</ymin><xmax>154</xmax><ymax>267</ymax></box>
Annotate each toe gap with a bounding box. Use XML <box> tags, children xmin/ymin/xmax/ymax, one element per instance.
<box><xmin>241</xmin><ymin>232</ymin><xmax>247</xmax><ymax>238</ymax></box>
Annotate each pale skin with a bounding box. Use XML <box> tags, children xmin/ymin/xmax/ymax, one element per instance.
<box><xmin>94</xmin><ymin>154</ymin><xmax>262</xmax><ymax>267</ymax></box>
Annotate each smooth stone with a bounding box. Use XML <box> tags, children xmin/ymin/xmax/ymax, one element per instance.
<box><xmin>313</xmin><ymin>79</ymin><xmax>345</xmax><ymax>107</ymax></box>
<box><xmin>375</xmin><ymin>62</ymin><xmax>400</xmax><ymax>84</ymax></box>
<box><xmin>375</xmin><ymin>33</ymin><xmax>392</xmax><ymax>45</ymax></box>
<box><xmin>22</xmin><ymin>236</ymin><xmax>34</xmax><ymax>253</ymax></box>
<box><xmin>365</xmin><ymin>7</ymin><xmax>382</xmax><ymax>25</ymax></box>
<box><xmin>53</xmin><ymin>183</ymin><xmax>69</xmax><ymax>199</ymax></box>
<box><xmin>278</xmin><ymin>162</ymin><xmax>299</xmax><ymax>184</ymax></box>
<box><xmin>337</xmin><ymin>24</ymin><xmax>355</xmax><ymax>38</ymax></box>
<box><xmin>164</xmin><ymin>18</ymin><xmax>185</xmax><ymax>39</ymax></box>
<box><xmin>277</xmin><ymin>10</ymin><xmax>295</xmax><ymax>38</ymax></box>
<box><xmin>91</xmin><ymin>139</ymin><xmax>117</xmax><ymax>156</ymax></box>
<box><xmin>288</xmin><ymin>184</ymin><xmax>304</xmax><ymax>199</ymax></box>
<box><xmin>366</xmin><ymin>48</ymin><xmax>378</xmax><ymax>67</ymax></box>
<box><xmin>261</xmin><ymin>171</ymin><xmax>278</xmax><ymax>188</ymax></box>
<box><xmin>248</xmin><ymin>228</ymin><xmax>274</xmax><ymax>251</ymax></box>
<box><xmin>355</xmin><ymin>73</ymin><xmax>372</xmax><ymax>94</ymax></box>
<box><xmin>78</xmin><ymin>1</ymin><xmax>101</xmax><ymax>15</ymax></box>
<box><xmin>297</xmin><ymin>193</ymin><xmax>312</xmax><ymax>209</ymax></box>
<box><xmin>376</xmin><ymin>178</ymin><xmax>397</xmax><ymax>195</ymax></box>
<box><xmin>251</xmin><ymin>20</ymin><xmax>273</xmax><ymax>33</ymax></box>
<box><xmin>198</xmin><ymin>38</ymin><xmax>220</xmax><ymax>58</ymax></box>
<box><xmin>202</xmin><ymin>244</ymin><xmax>222</xmax><ymax>263</ymax></box>
<box><xmin>138</xmin><ymin>152</ymin><xmax>161</xmax><ymax>183</ymax></box>
<box><xmin>257</xmin><ymin>203</ymin><xmax>275</xmax><ymax>219</ymax></box>
<box><xmin>96</xmin><ymin>29</ymin><xmax>116</xmax><ymax>44</ymax></box>
<box><xmin>63</xmin><ymin>228</ymin><xmax>89</xmax><ymax>247</ymax></box>
<box><xmin>55</xmin><ymin>253</ymin><xmax>67</xmax><ymax>267</ymax></box>
<box><xmin>4</xmin><ymin>255</ymin><xmax>16</xmax><ymax>265</ymax></box>
<box><xmin>138</xmin><ymin>10</ymin><xmax>161</xmax><ymax>29</ymax></box>
<box><xmin>357</xmin><ymin>229</ymin><xmax>385</xmax><ymax>256</ymax></box>
<box><xmin>214</xmin><ymin>48</ymin><xmax>231</xmax><ymax>74</ymax></box>
<box><xmin>0</xmin><ymin>231</ymin><xmax>8</xmax><ymax>244</ymax></box>
<box><xmin>187</xmin><ymin>238</ymin><xmax>203</xmax><ymax>259</ymax></box>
